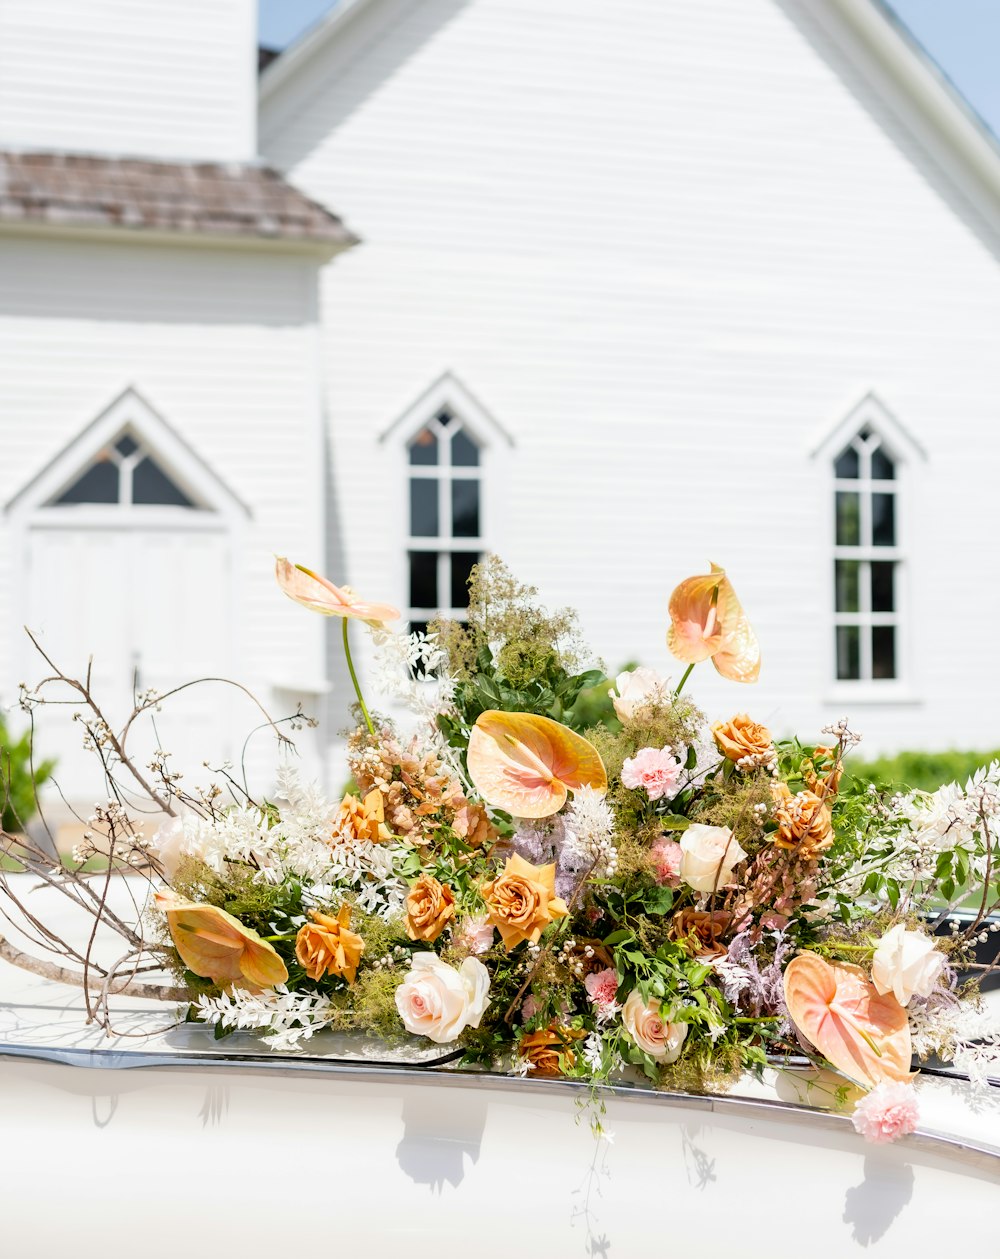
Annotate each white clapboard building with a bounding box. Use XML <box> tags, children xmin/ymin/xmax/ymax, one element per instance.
<box><xmin>2</xmin><ymin>0</ymin><xmax>1000</xmax><ymax>808</ymax></box>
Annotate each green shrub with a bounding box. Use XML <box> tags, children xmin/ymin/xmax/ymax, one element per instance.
<box><xmin>0</xmin><ymin>716</ymin><xmax>56</xmax><ymax>833</ymax></box>
<box><xmin>849</xmin><ymin>748</ymin><xmax>1000</xmax><ymax>793</ymax></box>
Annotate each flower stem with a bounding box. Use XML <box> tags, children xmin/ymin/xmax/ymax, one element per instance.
<box><xmin>342</xmin><ymin>616</ymin><xmax>375</xmax><ymax>735</ymax></box>
<box><xmin>674</xmin><ymin>662</ymin><xmax>696</xmax><ymax>697</ymax></box>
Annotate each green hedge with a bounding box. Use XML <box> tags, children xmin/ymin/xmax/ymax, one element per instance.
<box><xmin>849</xmin><ymin>748</ymin><xmax>1000</xmax><ymax>793</ymax></box>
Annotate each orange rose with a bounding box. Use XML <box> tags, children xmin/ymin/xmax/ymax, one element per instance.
<box><xmin>517</xmin><ymin>1026</ymin><xmax>585</xmax><ymax>1077</ymax></box>
<box><xmin>295</xmin><ymin>905</ymin><xmax>365</xmax><ymax>983</ymax></box>
<box><xmin>711</xmin><ymin>714</ymin><xmax>774</xmax><ymax>767</ymax></box>
<box><xmin>405</xmin><ymin>873</ymin><xmax>456</xmax><ymax>943</ymax></box>
<box><xmin>480</xmin><ymin>853</ymin><xmax>569</xmax><ymax>950</ymax></box>
<box><xmin>771</xmin><ymin>784</ymin><xmax>833</xmax><ymax>858</ymax></box>
<box><xmin>802</xmin><ymin>746</ymin><xmax>844</xmax><ymax>799</ymax></box>
<box><xmin>334</xmin><ymin>789</ymin><xmax>393</xmax><ymax>844</ymax></box>
<box><xmin>669</xmin><ymin>908</ymin><xmax>734</xmax><ymax>959</ymax></box>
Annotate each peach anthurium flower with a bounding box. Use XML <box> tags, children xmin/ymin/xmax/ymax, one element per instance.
<box><xmin>274</xmin><ymin>556</ymin><xmax>400</xmax><ymax>627</ymax></box>
<box><xmin>667</xmin><ymin>563</ymin><xmax>760</xmax><ymax>683</ymax></box>
<box><xmin>155</xmin><ymin>889</ymin><xmax>288</xmax><ymax>989</ymax></box>
<box><xmin>783</xmin><ymin>952</ymin><xmax>913</xmax><ymax>1089</ymax></box>
<box><xmin>467</xmin><ymin>710</ymin><xmax>607</xmax><ymax>819</ymax></box>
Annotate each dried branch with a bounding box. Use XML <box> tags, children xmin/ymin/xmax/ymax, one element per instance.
<box><xmin>0</xmin><ymin>933</ymin><xmax>188</xmax><ymax>1003</ymax></box>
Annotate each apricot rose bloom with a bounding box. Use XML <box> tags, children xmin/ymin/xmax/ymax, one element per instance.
<box><xmin>295</xmin><ymin>905</ymin><xmax>365</xmax><ymax>984</ymax></box>
<box><xmin>712</xmin><ymin>713</ymin><xmax>773</xmax><ymax>765</ymax></box>
<box><xmin>333</xmin><ymin>789</ymin><xmax>393</xmax><ymax>844</ymax></box>
<box><xmin>155</xmin><ymin>889</ymin><xmax>288</xmax><ymax>989</ymax></box>
<box><xmin>667</xmin><ymin>564</ymin><xmax>760</xmax><ymax>683</ymax></box>
<box><xmin>802</xmin><ymin>745</ymin><xmax>844</xmax><ymax>799</ymax></box>
<box><xmin>622</xmin><ymin>990</ymin><xmax>688</xmax><ymax>1062</ymax></box>
<box><xmin>517</xmin><ymin>1026</ymin><xmax>586</xmax><ymax>1077</ymax></box>
<box><xmin>481</xmin><ymin>853</ymin><xmax>569</xmax><ymax>950</ymax></box>
<box><xmin>274</xmin><ymin>556</ymin><xmax>399</xmax><ymax>626</ymax></box>
<box><xmin>771</xmin><ymin>785</ymin><xmax>834</xmax><ymax>858</ymax></box>
<box><xmin>394</xmin><ymin>953</ymin><xmax>491</xmax><ymax>1044</ymax></box>
<box><xmin>405</xmin><ymin>873</ymin><xmax>457</xmax><ymax>943</ymax></box>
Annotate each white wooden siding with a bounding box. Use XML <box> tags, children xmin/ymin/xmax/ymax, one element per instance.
<box><xmin>260</xmin><ymin>0</ymin><xmax>1000</xmax><ymax>754</ymax></box>
<box><xmin>0</xmin><ymin>236</ymin><xmax>329</xmax><ymax>789</ymax></box>
<box><xmin>0</xmin><ymin>0</ymin><xmax>256</xmax><ymax>160</ymax></box>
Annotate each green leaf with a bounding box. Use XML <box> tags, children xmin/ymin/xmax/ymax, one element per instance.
<box><xmin>659</xmin><ymin>815</ymin><xmax>690</xmax><ymax>832</ymax></box>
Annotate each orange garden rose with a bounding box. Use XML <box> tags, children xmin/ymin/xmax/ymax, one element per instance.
<box><xmin>772</xmin><ymin>784</ymin><xmax>834</xmax><ymax>857</ymax></box>
<box><xmin>481</xmin><ymin>853</ymin><xmax>569</xmax><ymax>949</ymax></box>
<box><xmin>669</xmin><ymin>908</ymin><xmax>734</xmax><ymax>960</ymax></box>
<box><xmin>667</xmin><ymin>564</ymin><xmax>760</xmax><ymax>683</ymax></box>
<box><xmin>802</xmin><ymin>745</ymin><xmax>844</xmax><ymax>799</ymax></box>
<box><xmin>156</xmin><ymin>890</ymin><xmax>288</xmax><ymax>989</ymax></box>
<box><xmin>295</xmin><ymin>905</ymin><xmax>365</xmax><ymax>984</ymax></box>
<box><xmin>711</xmin><ymin>713</ymin><xmax>774</xmax><ymax>765</ymax></box>
<box><xmin>405</xmin><ymin>873</ymin><xmax>457</xmax><ymax>943</ymax></box>
<box><xmin>517</xmin><ymin>1026</ymin><xmax>585</xmax><ymax>1077</ymax></box>
<box><xmin>334</xmin><ymin>789</ymin><xmax>393</xmax><ymax>844</ymax></box>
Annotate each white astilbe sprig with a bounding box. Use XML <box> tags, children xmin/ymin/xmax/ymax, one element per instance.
<box><xmin>306</xmin><ymin>838</ymin><xmax>409</xmax><ymax>920</ymax></box>
<box><xmin>194</xmin><ymin>985</ymin><xmax>335</xmax><ymax>1052</ymax></box>
<box><xmin>370</xmin><ymin>626</ymin><xmax>455</xmax><ymax>718</ymax></box>
<box><xmin>908</xmin><ymin>992</ymin><xmax>1000</xmax><ymax>1090</ymax></box>
<box><xmin>563</xmin><ymin>787</ymin><xmax>618</xmax><ymax>880</ymax></box>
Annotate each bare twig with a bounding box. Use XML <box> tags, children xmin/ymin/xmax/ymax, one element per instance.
<box><xmin>0</xmin><ymin>933</ymin><xmax>187</xmax><ymax>1003</ymax></box>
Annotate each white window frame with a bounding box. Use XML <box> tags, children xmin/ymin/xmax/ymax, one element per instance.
<box><xmin>379</xmin><ymin>372</ymin><xmax>515</xmax><ymax>629</ymax></box>
<box><xmin>811</xmin><ymin>392</ymin><xmax>926</xmax><ymax>705</ymax></box>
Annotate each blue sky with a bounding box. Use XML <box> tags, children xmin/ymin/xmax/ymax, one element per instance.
<box><xmin>258</xmin><ymin>0</ymin><xmax>1000</xmax><ymax>137</ymax></box>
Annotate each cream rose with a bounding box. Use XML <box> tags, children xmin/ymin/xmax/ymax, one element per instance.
<box><xmin>622</xmin><ymin>989</ymin><xmax>688</xmax><ymax>1062</ymax></box>
<box><xmin>394</xmin><ymin>953</ymin><xmax>491</xmax><ymax>1044</ymax></box>
<box><xmin>609</xmin><ymin>666</ymin><xmax>670</xmax><ymax>722</ymax></box>
<box><xmin>871</xmin><ymin>924</ymin><xmax>946</xmax><ymax>1007</ymax></box>
<box><xmin>678</xmin><ymin>824</ymin><xmax>748</xmax><ymax>894</ymax></box>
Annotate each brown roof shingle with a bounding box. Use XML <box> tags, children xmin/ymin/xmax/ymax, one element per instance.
<box><xmin>0</xmin><ymin>152</ymin><xmax>358</xmax><ymax>253</ymax></box>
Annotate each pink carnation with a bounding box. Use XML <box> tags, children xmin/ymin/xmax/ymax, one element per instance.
<box><xmin>584</xmin><ymin>967</ymin><xmax>620</xmax><ymax>1015</ymax></box>
<box><xmin>851</xmin><ymin>1082</ymin><xmax>920</xmax><ymax>1145</ymax></box>
<box><xmin>648</xmin><ymin>838</ymin><xmax>683</xmax><ymax>886</ymax></box>
<box><xmin>621</xmin><ymin>746</ymin><xmax>683</xmax><ymax>802</ymax></box>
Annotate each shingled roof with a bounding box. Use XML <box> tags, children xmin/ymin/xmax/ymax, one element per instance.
<box><xmin>0</xmin><ymin>151</ymin><xmax>357</xmax><ymax>253</ymax></box>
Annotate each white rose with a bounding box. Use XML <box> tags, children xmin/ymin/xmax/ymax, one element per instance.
<box><xmin>609</xmin><ymin>667</ymin><xmax>670</xmax><ymax>722</ymax></box>
<box><xmin>622</xmin><ymin>989</ymin><xmax>688</xmax><ymax>1062</ymax></box>
<box><xmin>679</xmin><ymin>824</ymin><xmax>747</xmax><ymax>894</ymax></box>
<box><xmin>394</xmin><ymin>953</ymin><xmax>491</xmax><ymax>1044</ymax></box>
<box><xmin>871</xmin><ymin>924</ymin><xmax>945</xmax><ymax>1007</ymax></box>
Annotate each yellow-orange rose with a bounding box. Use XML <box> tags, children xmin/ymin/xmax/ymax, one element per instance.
<box><xmin>481</xmin><ymin>853</ymin><xmax>569</xmax><ymax>950</ymax></box>
<box><xmin>405</xmin><ymin>873</ymin><xmax>456</xmax><ymax>943</ymax></box>
<box><xmin>711</xmin><ymin>714</ymin><xmax>774</xmax><ymax>765</ymax></box>
<box><xmin>802</xmin><ymin>746</ymin><xmax>843</xmax><ymax>799</ymax></box>
<box><xmin>295</xmin><ymin>905</ymin><xmax>365</xmax><ymax>983</ymax></box>
<box><xmin>333</xmin><ymin>789</ymin><xmax>392</xmax><ymax>844</ymax></box>
<box><xmin>517</xmin><ymin>1026</ymin><xmax>585</xmax><ymax>1077</ymax></box>
<box><xmin>772</xmin><ymin>785</ymin><xmax>833</xmax><ymax>858</ymax></box>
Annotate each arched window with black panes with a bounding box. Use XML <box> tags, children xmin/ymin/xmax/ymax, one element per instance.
<box><xmin>833</xmin><ymin>426</ymin><xmax>900</xmax><ymax>681</ymax></box>
<box><xmin>407</xmin><ymin>408</ymin><xmax>483</xmax><ymax>633</ymax></box>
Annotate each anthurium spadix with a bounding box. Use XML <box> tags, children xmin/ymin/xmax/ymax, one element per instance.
<box><xmin>783</xmin><ymin>952</ymin><xmax>913</xmax><ymax>1089</ymax></box>
<box><xmin>667</xmin><ymin>563</ymin><xmax>760</xmax><ymax>684</ymax></box>
<box><xmin>274</xmin><ymin>557</ymin><xmax>400</xmax><ymax>627</ymax></box>
<box><xmin>467</xmin><ymin>710</ymin><xmax>608</xmax><ymax>819</ymax></box>
<box><xmin>155</xmin><ymin>890</ymin><xmax>288</xmax><ymax>989</ymax></box>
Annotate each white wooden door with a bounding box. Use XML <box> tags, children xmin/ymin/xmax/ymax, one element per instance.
<box><xmin>24</xmin><ymin>523</ymin><xmax>233</xmax><ymax>809</ymax></box>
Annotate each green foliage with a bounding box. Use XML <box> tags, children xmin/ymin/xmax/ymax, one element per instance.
<box><xmin>849</xmin><ymin>747</ymin><xmax>1000</xmax><ymax>792</ymax></box>
<box><xmin>0</xmin><ymin>715</ymin><xmax>56</xmax><ymax>833</ymax></box>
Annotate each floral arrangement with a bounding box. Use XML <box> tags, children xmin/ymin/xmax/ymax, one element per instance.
<box><xmin>3</xmin><ymin>556</ymin><xmax>999</xmax><ymax>1147</ymax></box>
